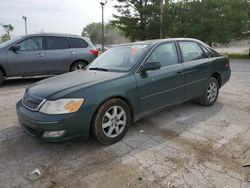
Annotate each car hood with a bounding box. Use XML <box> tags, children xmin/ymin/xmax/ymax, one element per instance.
<box><xmin>26</xmin><ymin>70</ymin><xmax>126</xmax><ymax>99</ymax></box>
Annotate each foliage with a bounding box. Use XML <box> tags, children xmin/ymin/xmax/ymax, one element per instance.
<box><xmin>227</xmin><ymin>53</ymin><xmax>250</xmax><ymax>59</ymax></box>
<box><xmin>1</xmin><ymin>24</ymin><xmax>14</xmax><ymax>42</ymax></box>
<box><xmin>82</xmin><ymin>22</ymin><xmax>129</xmax><ymax>45</ymax></box>
<box><xmin>111</xmin><ymin>0</ymin><xmax>250</xmax><ymax>44</ymax></box>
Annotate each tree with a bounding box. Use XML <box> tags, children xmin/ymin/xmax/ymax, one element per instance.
<box><xmin>1</xmin><ymin>24</ymin><xmax>14</xmax><ymax>42</ymax></box>
<box><xmin>82</xmin><ymin>22</ymin><xmax>129</xmax><ymax>45</ymax></box>
<box><xmin>112</xmin><ymin>0</ymin><xmax>250</xmax><ymax>45</ymax></box>
<box><xmin>111</xmin><ymin>0</ymin><xmax>161</xmax><ymax>41</ymax></box>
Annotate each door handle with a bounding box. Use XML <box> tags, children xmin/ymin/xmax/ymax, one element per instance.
<box><xmin>177</xmin><ymin>70</ymin><xmax>182</xmax><ymax>74</ymax></box>
<box><xmin>37</xmin><ymin>53</ymin><xmax>44</xmax><ymax>57</ymax></box>
<box><xmin>70</xmin><ymin>52</ymin><xmax>76</xmax><ymax>55</ymax></box>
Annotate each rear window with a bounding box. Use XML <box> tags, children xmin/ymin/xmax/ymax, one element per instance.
<box><xmin>46</xmin><ymin>37</ymin><xmax>70</xmax><ymax>50</ymax></box>
<box><xmin>69</xmin><ymin>38</ymin><xmax>88</xmax><ymax>48</ymax></box>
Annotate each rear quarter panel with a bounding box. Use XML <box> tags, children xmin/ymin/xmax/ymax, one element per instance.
<box><xmin>210</xmin><ymin>56</ymin><xmax>231</xmax><ymax>86</ymax></box>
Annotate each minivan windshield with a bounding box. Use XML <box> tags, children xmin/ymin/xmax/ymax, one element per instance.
<box><xmin>88</xmin><ymin>45</ymin><xmax>149</xmax><ymax>72</ymax></box>
<box><xmin>0</xmin><ymin>37</ymin><xmax>22</xmax><ymax>48</ymax></box>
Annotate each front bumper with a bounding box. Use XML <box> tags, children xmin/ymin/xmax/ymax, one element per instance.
<box><xmin>16</xmin><ymin>100</ymin><xmax>91</xmax><ymax>142</ymax></box>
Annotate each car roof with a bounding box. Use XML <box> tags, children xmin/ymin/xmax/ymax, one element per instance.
<box><xmin>20</xmin><ymin>33</ymin><xmax>86</xmax><ymax>39</ymax></box>
<box><xmin>112</xmin><ymin>38</ymin><xmax>204</xmax><ymax>47</ymax></box>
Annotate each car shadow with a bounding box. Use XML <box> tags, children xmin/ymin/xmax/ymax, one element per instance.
<box><xmin>0</xmin><ymin>100</ymin><xmax>224</xmax><ymax>185</ymax></box>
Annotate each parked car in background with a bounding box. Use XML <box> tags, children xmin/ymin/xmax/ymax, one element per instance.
<box><xmin>16</xmin><ymin>38</ymin><xmax>231</xmax><ymax>144</ymax></box>
<box><xmin>0</xmin><ymin>33</ymin><xmax>98</xmax><ymax>85</ymax></box>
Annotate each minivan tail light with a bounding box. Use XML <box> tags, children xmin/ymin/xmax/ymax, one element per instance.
<box><xmin>90</xmin><ymin>49</ymin><xmax>99</xmax><ymax>57</ymax></box>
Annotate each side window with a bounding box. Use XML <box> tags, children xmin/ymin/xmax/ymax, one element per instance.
<box><xmin>46</xmin><ymin>37</ymin><xmax>70</xmax><ymax>50</ymax></box>
<box><xmin>179</xmin><ymin>42</ymin><xmax>205</xmax><ymax>62</ymax></box>
<box><xmin>146</xmin><ymin>42</ymin><xmax>179</xmax><ymax>67</ymax></box>
<box><xmin>19</xmin><ymin>37</ymin><xmax>42</xmax><ymax>51</ymax></box>
<box><xmin>70</xmin><ymin>38</ymin><xmax>88</xmax><ymax>48</ymax></box>
<box><xmin>200</xmin><ymin>45</ymin><xmax>213</xmax><ymax>57</ymax></box>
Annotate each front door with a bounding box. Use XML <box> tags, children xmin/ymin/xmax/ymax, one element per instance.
<box><xmin>135</xmin><ymin>42</ymin><xmax>185</xmax><ymax>114</ymax></box>
<box><xmin>7</xmin><ymin>37</ymin><xmax>46</xmax><ymax>76</ymax></box>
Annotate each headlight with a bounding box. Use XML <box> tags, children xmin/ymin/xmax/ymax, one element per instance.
<box><xmin>39</xmin><ymin>98</ymin><xmax>84</xmax><ymax>114</ymax></box>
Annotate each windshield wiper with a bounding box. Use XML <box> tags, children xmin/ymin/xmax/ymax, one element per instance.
<box><xmin>89</xmin><ymin>67</ymin><xmax>109</xmax><ymax>72</ymax></box>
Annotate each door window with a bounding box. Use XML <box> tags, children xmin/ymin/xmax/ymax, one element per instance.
<box><xmin>200</xmin><ymin>45</ymin><xmax>213</xmax><ymax>57</ymax></box>
<box><xmin>69</xmin><ymin>38</ymin><xmax>88</xmax><ymax>48</ymax></box>
<box><xmin>179</xmin><ymin>42</ymin><xmax>205</xmax><ymax>62</ymax></box>
<box><xmin>46</xmin><ymin>37</ymin><xmax>70</xmax><ymax>50</ymax></box>
<box><xmin>19</xmin><ymin>37</ymin><xmax>42</xmax><ymax>51</ymax></box>
<box><xmin>146</xmin><ymin>42</ymin><xmax>179</xmax><ymax>67</ymax></box>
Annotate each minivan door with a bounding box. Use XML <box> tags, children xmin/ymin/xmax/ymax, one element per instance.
<box><xmin>45</xmin><ymin>36</ymin><xmax>75</xmax><ymax>74</ymax></box>
<box><xmin>7</xmin><ymin>37</ymin><xmax>47</xmax><ymax>76</ymax></box>
<box><xmin>135</xmin><ymin>42</ymin><xmax>185</xmax><ymax>114</ymax></box>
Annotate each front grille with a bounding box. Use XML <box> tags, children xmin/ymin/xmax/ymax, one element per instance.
<box><xmin>22</xmin><ymin>92</ymin><xmax>45</xmax><ymax>111</ymax></box>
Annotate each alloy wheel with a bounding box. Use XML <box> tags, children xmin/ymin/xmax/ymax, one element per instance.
<box><xmin>102</xmin><ymin>105</ymin><xmax>127</xmax><ymax>138</ymax></box>
<box><xmin>207</xmin><ymin>81</ymin><xmax>218</xmax><ymax>102</ymax></box>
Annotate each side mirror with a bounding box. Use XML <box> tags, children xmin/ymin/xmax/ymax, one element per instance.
<box><xmin>10</xmin><ymin>45</ymin><xmax>20</xmax><ymax>52</ymax></box>
<box><xmin>140</xmin><ymin>62</ymin><xmax>161</xmax><ymax>72</ymax></box>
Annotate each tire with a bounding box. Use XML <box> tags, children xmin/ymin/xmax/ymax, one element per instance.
<box><xmin>92</xmin><ymin>98</ymin><xmax>131</xmax><ymax>145</ymax></box>
<box><xmin>0</xmin><ymin>71</ymin><xmax>4</xmax><ymax>86</ymax></box>
<box><xmin>70</xmin><ymin>61</ymin><xmax>87</xmax><ymax>71</ymax></box>
<box><xmin>199</xmin><ymin>77</ymin><xmax>219</xmax><ymax>106</ymax></box>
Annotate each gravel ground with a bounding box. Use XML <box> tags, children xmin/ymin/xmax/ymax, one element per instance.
<box><xmin>0</xmin><ymin>59</ymin><xmax>250</xmax><ymax>188</ymax></box>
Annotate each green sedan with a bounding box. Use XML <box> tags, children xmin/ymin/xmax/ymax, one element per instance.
<box><xmin>16</xmin><ymin>38</ymin><xmax>231</xmax><ymax>144</ymax></box>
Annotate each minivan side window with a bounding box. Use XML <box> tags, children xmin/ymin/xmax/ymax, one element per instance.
<box><xmin>19</xmin><ymin>37</ymin><xmax>42</xmax><ymax>51</ymax></box>
<box><xmin>146</xmin><ymin>42</ymin><xmax>179</xmax><ymax>67</ymax></box>
<box><xmin>70</xmin><ymin>38</ymin><xmax>88</xmax><ymax>48</ymax></box>
<box><xmin>179</xmin><ymin>41</ymin><xmax>206</xmax><ymax>62</ymax></box>
<box><xmin>46</xmin><ymin>37</ymin><xmax>70</xmax><ymax>50</ymax></box>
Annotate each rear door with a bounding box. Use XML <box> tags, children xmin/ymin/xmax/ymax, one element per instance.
<box><xmin>178</xmin><ymin>41</ymin><xmax>212</xmax><ymax>100</ymax></box>
<box><xmin>135</xmin><ymin>42</ymin><xmax>185</xmax><ymax>114</ymax></box>
<box><xmin>45</xmin><ymin>36</ymin><xmax>75</xmax><ymax>74</ymax></box>
<box><xmin>6</xmin><ymin>37</ymin><xmax>46</xmax><ymax>76</ymax></box>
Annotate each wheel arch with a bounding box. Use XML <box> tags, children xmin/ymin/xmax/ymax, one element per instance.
<box><xmin>89</xmin><ymin>96</ymin><xmax>135</xmax><ymax>136</ymax></box>
<box><xmin>0</xmin><ymin>65</ymin><xmax>6</xmax><ymax>77</ymax></box>
<box><xmin>211</xmin><ymin>72</ymin><xmax>222</xmax><ymax>88</ymax></box>
<box><xmin>70</xmin><ymin>59</ymin><xmax>89</xmax><ymax>71</ymax></box>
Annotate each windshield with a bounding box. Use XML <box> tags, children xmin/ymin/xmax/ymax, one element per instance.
<box><xmin>88</xmin><ymin>45</ymin><xmax>149</xmax><ymax>72</ymax></box>
<box><xmin>0</xmin><ymin>37</ymin><xmax>22</xmax><ymax>48</ymax></box>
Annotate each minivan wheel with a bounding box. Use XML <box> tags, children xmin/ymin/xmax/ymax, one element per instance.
<box><xmin>70</xmin><ymin>61</ymin><xmax>87</xmax><ymax>71</ymax></box>
<box><xmin>92</xmin><ymin>98</ymin><xmax>131</xmax><ymax>145</ymax></box>
<box><xmin>0</xmin><ymin>71</ymin><xmax>4</xmax><ymax>86</ymax></box>
<box><xmin>199</xmin><ymin>77</ymin><xmax>219</xmax><ymax>106</ymax></box>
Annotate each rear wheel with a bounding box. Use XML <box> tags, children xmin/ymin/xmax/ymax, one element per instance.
<box><xmin>70</xmin><ymin>61</ymin><xmax>87</xmax><ymax>71</ymax></box>
<box><xmin>0</xmin><ymin>71</ymin><xmax>4</xmax><ymax>86</ymax></box>
<box><xmin>92</xmin><ymin>99</ymin><xmax>131</xmax><ymax>145</ymax></box>
<box><xmin>199</xmin><ymin>77</ymin><xmax>219</xmax><ymax>106</ymax></box>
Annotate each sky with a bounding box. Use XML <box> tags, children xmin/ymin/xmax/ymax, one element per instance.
<box><xmin>0</xmin><ymin>0</ymin><xmax>116</xmax><ymax>36</ymax></box>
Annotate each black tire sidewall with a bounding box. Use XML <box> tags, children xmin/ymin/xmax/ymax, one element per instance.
<box><xmin>202</xmin><ymin>78</ymin><xmax>219</xmax><ymax>106</ymax></box>
<box><xmin>70</xmin><ymin>62</ymin><xmax>87</xmax><ymax>71</ymax></box>
<box><xmin>93</xmin><ymin>99</ymin><xmax>131</xmax><ymax>144</ymax></box>
<box><xmin>0</xmin><ymin>71</ymin><xmax>4</xmax><ymax>86</ymax></box>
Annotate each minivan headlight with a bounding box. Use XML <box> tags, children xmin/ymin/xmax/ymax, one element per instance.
<box><xmin>39</xmin><ymin>98</ymin><xmax>84</xmax><ymax>114</ymax></box>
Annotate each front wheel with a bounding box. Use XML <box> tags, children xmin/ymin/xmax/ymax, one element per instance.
<box><xmin>199</xmin><ymin>78</ymin><xmax>219</xmax><ymax>106</ymax></box>
<box><xmin>92</xmin><ymin>99</ymin><xmax>131</xmax><ymax>145</ymax></box>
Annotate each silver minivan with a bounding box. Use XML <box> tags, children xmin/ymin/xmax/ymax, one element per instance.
<box><xmin>0</xmin><ymin>33</ymin><xmax>98</xmax><ymax>85</ymax></box>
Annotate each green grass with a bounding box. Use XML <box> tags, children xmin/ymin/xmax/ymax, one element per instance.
<box><xmin>227</xmin><ymin>53</ymin><xmax>250</xmax><ymax>59</ymax></box>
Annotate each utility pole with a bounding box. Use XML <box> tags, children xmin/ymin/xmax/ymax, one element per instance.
<box><xmin>22</xmin><ymin>16</ymin><xmax>27</xmax><ymax>35</ymax></box>
<box><xmin>160</xmin><ymin>0</ymin><xmax>164</xmax><ymax>39</ymax></box>
<box><xmin>100</xmin><ymin>1</ymin><xmax>107</xmax><ymax>53</ymax></box>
